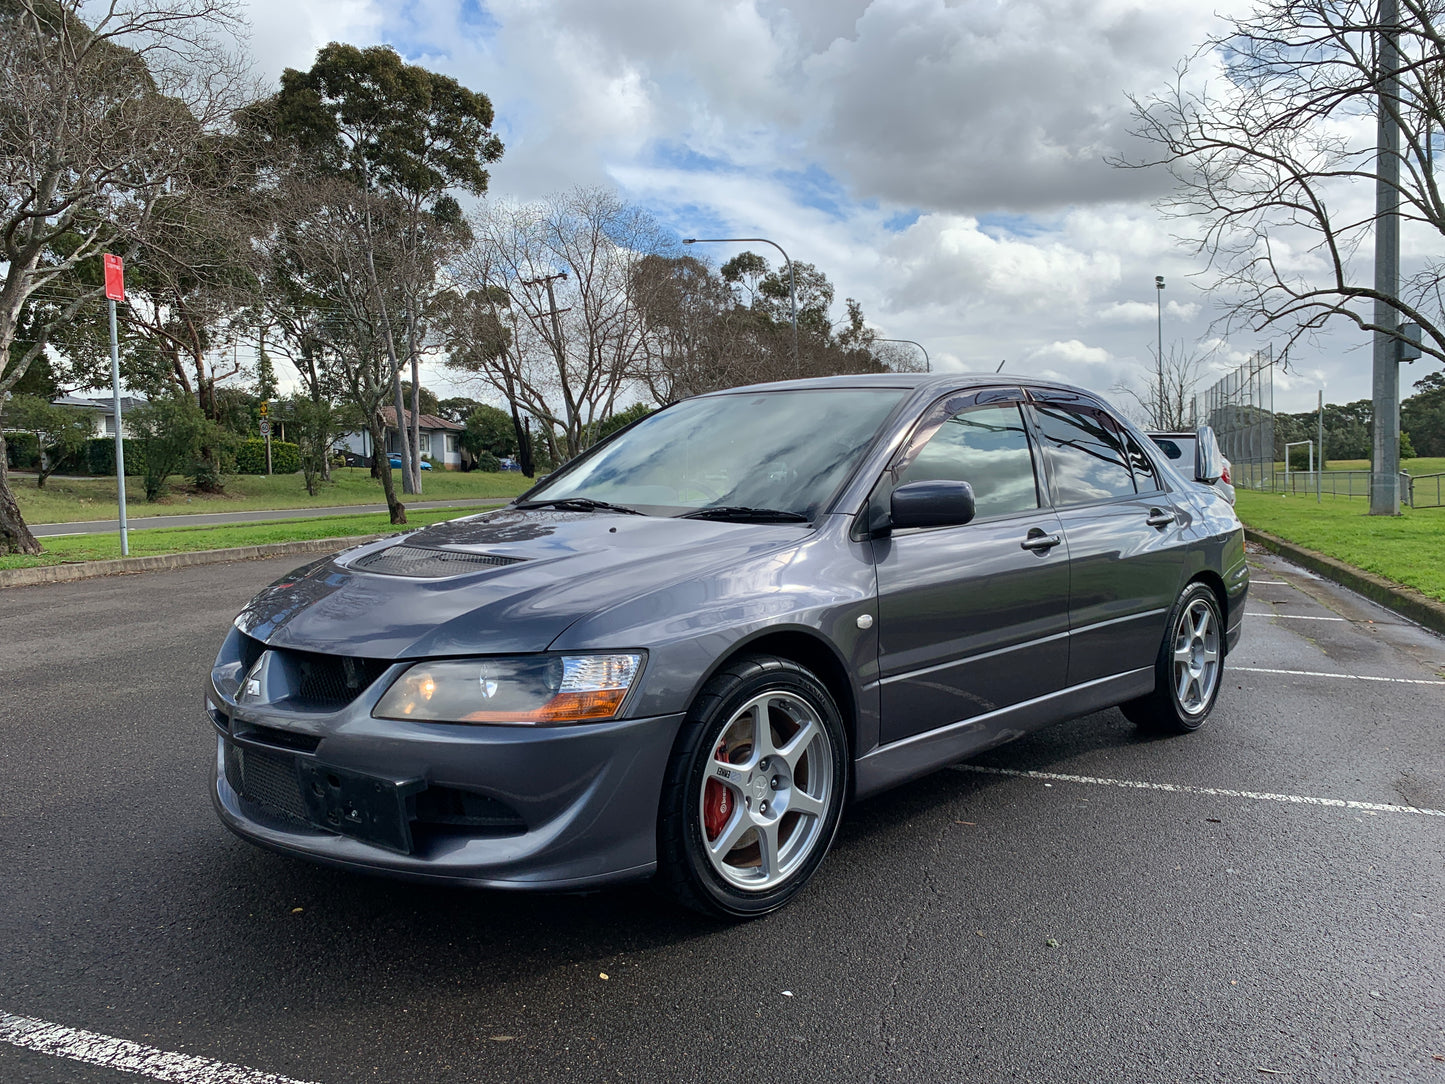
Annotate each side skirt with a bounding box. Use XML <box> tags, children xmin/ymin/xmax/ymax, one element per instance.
<box><xmin>853</xmin><ymin>668</ymin><xmax>1153</xmax><ymax>800</ymax></box>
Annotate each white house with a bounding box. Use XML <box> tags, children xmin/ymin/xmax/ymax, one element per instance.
<box><xmin>48</xmin><ymin>394</ymin><xmax>146</xmax><ymax>437</ymax></box>
<box><xmin>339</xmin><ymin>407</ymin><xmax>465</xmax><ymax>470</ymax></box>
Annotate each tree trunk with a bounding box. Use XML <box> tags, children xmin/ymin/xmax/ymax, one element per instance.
<box><xmin>0</xmin><ymin>428</ymin><xmax>41</xmax><ymax>555</ymax></box>
<box><xmin>371</xmin><ymin>416</ymin><xmax>406</xmax><ymax>525</ymax></box>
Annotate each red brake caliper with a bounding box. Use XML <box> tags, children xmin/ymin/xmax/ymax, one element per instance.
<box><xmin>703</xmin><ymin>742</ymin><xmax>732</xmax><ymax>840</ymax></box>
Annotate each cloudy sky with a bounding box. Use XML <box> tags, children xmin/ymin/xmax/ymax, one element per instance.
<box><xmin>240</xmin><ymin>0</ymin><xmax>1423</xmax><ymax>415</ymax></box>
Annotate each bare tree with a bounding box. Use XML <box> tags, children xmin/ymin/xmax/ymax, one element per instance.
<box><xmin>1111</xmin><ymin>341</ymin><xmax>1218</xmax><ymax>430</ymax></box>
<box><xmin>1121</xmin><ymin>0</ymin><xmax>1445</xmax><ymax>365</ymax></box>
<box><xmin>451</xmin><ymin>189</ymin><xmax>669</xmax><ymax>460</ymax></box>
<box><xmin>0</xmin><ymin>0</ymin><xmax>249</xmax><ymax>553</ymax></box>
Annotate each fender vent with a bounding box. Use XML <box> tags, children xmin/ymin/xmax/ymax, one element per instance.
<box><xmin>351</xmin><ymin>545</ymin><xmax>524</xmax><ymax>578</ymax></box>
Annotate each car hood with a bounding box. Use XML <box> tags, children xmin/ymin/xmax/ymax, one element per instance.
<box><xmin>234</xmin><ymin>508</ymin><xmax>810</xmax><ymax>659</ymax></box>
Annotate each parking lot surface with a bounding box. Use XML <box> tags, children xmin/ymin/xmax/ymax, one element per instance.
<box><xmin>1</xmin><ymin>550</ymin><xmax>1441</xmax><ymax>1083</ymax></box>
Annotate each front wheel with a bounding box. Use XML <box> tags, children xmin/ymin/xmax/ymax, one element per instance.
<box><xmin>1120</xmin><ymin>581</ymin><xmax>1224</xmax><ymax>733</ymax></box>
<box><xmin>658</xmin><ymin>655</ymin><xmax>848</xmax><ymax>919</ymax></box>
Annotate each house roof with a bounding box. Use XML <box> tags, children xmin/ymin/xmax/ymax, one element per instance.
<box><xmin>377</xmin><ymin>406</ymin><xmax>464</xmax><ymax>432</ymax></box>
<box><xmin>53</xmin><ymin>395</ymin><xmax>147</xmax><ymax>413</ymax></box>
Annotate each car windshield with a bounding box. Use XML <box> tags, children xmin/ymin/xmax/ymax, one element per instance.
<box><xmin>524</xmin><ymin>388</ymin><xmax>907</xmax><ymax>520</ymax></box>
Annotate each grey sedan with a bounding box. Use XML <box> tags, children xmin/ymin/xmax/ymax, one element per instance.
<box><xmin>208</xmin><ymin>375</ymin><xmax>1247</xmax><ymax>918</ymax></box>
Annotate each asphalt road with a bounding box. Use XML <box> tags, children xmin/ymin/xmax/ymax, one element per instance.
<box><xmin>1</xmin><ymin>550</ymin><xmax>1442</xmax><ymax>1083</ymax></box>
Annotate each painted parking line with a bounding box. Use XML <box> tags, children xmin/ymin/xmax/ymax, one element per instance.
<box><xmin>951</xmin><ymin>765</ymin><xmax>1445</xmax><ymax>818</ymax></box>
<box><xmin>1245</xmin><ymin>612</ymin><xmax>1345</xmax><ymax>621</ymax></box>
<box><xmin>0</xmin><ymin>1012</ymin><xmax>319</xmax><ymax>1084</ymax></box>
<box><xmin>1234</xmin><ymin>666</ymin><xmax>1445</xmax><ymax>686</ymax></box>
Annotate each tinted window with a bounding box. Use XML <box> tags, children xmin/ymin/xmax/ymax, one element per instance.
<box><xmin>1032</xmin><ymin>406</ymin><xmax>1136</xmax><ymax>504</ymax></box>
<box><xmin>1151</xmin><ymin>437</ymin><xmax>1184</xmax><ymax>461</ymax></box>
<box><xmin>1125</xmin><ymin>432</ymin><xmax>1160</xmax><ymax>491</ymax></box>
<box><xmin>898</xmin><ymin>403</ymin><xmax>1039</xmax><ymax>518</ymax></box>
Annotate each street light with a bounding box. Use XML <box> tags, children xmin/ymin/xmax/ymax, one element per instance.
<box><xmin>873</xmin><ymin>337</ymin><xmax>930</xmax><ymax>373</ymax></box>
<box><xmin>1155</xmin><ymin>275</ymin><xmax>1166</xmax><ymax>427</ymax></box>
<box><xmin>683</xmin><ymin>236</ymin><xmax>797</xmax><ymax>360</ymax></box>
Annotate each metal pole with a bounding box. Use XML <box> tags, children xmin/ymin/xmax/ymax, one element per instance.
<box><xmin>1317</xmin><ymin>389</ymin><xmax>1324</xmax><ymax>503</ymax></box>
<box><xmin>1155</xmin><ymin>275</ymin><xmax>1166</xmax><ymax>427</ymax></box>
<box><xmin>683</xmin><ymin>237</ymin><xmax>798</xmax><ymax>361</ymax></box>
<box><xmin>108</xmin><ymin>298</ymin><xmax>129</xmax><ymax>556</ymax></box>
<box><xmin>1371</xmin><ymin>0</ymin><xmax>1402</xmax><ymax>514</ymax></box>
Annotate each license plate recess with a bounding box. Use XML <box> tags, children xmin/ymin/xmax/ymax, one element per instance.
<box><xmin>295</xmin><ymin>760</ymin><xmax>423</xmax><ymax>854</ymax></box>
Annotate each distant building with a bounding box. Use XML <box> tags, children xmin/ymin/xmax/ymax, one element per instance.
<box><xmin>50</xmin><ymin>394</ymin><xmax>147</xmax><ymax>438</ymax></box>
<box><xmin>339</xmin><ymin>407</ymin><xmax>465</xmax><ymax>470</ymax></box>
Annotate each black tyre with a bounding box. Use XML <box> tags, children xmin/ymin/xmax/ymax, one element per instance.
<box><xmin>1121</xmin><ymin>581</ymin><xmax>1224</xmax><ymax>733</ymax></box>
<box><xmin>658</xmin><ymin>654</ymin><xmax>848</xmax><ymax>919</ymax></box>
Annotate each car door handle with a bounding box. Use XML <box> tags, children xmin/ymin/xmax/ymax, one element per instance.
<box><xmin>1146</xmin><ymin>509</ymin><xmax>1176</xmax><ymax>528</ymax></box>
<box><xmin>1020</xmin><ymin>531</ymin><xmax>1062</xmax><ymax>552</ymax></box>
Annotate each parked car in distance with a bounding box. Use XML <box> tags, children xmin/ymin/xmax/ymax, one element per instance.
<box><xmin>209</xmin><ymin>375</ymin><xmax>1247</xmax><ymax>919</ymax></box>
<box><xmin>498</xmin><ymin>457</ymin><xmax>522</xmax><ymax>472</ymax></box>
<box><xmin>1149</xmin><ymin>431</ymin><xmax>1235</xmax><ymax>504</ymax></box>
<box><xmin>388</xmin><ymin>454</ymin><xmax>432</xmax><ymax>470</ymax></box>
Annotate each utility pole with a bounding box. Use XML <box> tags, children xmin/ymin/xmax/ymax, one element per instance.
<box><xmin>1371</xmin><ymin>0</ymin><xmax>1402</xmax><ymax>515</ymax></box>
<box><xmin>1155</xmin><ymin>275</ymin><xmax>1166</xmax><ymax>428</ymax></box>
<box><xmin>102</xmin><ymin>254</ymin><xmax>128</xmax><ymax>556</ymax></box>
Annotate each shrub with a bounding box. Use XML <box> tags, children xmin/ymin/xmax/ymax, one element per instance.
<box><xmin>85</xmin><ymin>437</ymin><xmax>147</xmax><ymax>477</ymax></box>
<box><xmin>234</xmin><ymin>439</ymin><xmax>300</xmax><ymax>474</ymax></box>
<box><xmin>473</xmin><ymin>450</ymin><xmax>500</xmax><ymax>472</ymax></box>
<box><xmin>5</xmin><ymin>432</ymin><xmax>39</xmax><ymax>470</ymax></box>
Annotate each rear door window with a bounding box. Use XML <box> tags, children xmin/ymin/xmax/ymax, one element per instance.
<box><xmin>1031</xmin><ymin>405</ymin><xmax>1137</xmax><ymax>505</ymax></box>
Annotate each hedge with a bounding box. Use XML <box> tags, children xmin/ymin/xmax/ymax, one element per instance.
<box><xmin>5</xmin><ymin>432</ymin><xmax>39</xmax><ymax>470</ymax></box>
<box><xmin>85</xmin><ymin>437</ymin><xmax>147</xmax><ymax>476</ymax></box>
<box><xmin>235</xmin><ymin>438</ymin><xmax>300</xmax><ymax>474</ymax></box>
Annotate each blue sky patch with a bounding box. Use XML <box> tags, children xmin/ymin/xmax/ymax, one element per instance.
<box><xmin>883</xmin><ymin>210</ymin><xmax>921</xmax><ymax>233</ymax></box>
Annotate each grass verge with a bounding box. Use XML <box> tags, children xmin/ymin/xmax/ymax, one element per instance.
<box><xmin>11</xmin><ymin>467</ymin><xmax>533</xmax><ymax>524</ymax></box>
<box><xmin>1235</xmin><ymin>488</ymin><xmax>1445</xmax><ymax>603</ymax></box>
<box><xmin>0</xmin><ymin>507</ymin><xmax>475</xmax><ymax>570</ymax></box>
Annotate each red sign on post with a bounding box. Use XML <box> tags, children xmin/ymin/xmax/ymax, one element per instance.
<box><xmin>102</xmin><ymin>253</ymin><xmax>124</xmax><ymax>301</ymax></box>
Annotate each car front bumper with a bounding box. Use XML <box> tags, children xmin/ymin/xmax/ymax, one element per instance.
<box><xmin>210</xmin><ymin>708</ymin><xmax>686</xmax><ymax>890</ymax></box>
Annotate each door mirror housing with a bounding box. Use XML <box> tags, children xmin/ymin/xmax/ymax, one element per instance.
<box><xmin>888</xmin><ymin>480</ymin><xmax>977</xmax><ymax>531</ymax></box>
<box><xmin>1194</xmin><ymin>425</ymin><xmax>1224</xmax><ymax>485</ymax></box>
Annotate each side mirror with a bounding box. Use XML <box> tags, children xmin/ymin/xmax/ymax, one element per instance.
<box><xmin>1194</xmin><ymin>425</ymin><xmax>1223</xmax><ymax>485</ymax></box>
<box><xmin>889</xmin><ymin>480</ymin><xmax>977</xmax><ymax>530</ymax></box>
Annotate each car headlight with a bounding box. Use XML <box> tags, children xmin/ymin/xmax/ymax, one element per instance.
<box><xmin>372</xmin><ymin>654</ymin><xmax>643</xmax><ymax>725</ymax></box>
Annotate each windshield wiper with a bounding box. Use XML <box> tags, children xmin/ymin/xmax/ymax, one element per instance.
<box><xmin>679</xmin><ymin>506</ymin><xmax>810</xmax><ymax>523</ymax></box>
<box><xmin>515</xmin><ymin>497</ymin><xmax>645</xmax><ymax>515</ymax></box>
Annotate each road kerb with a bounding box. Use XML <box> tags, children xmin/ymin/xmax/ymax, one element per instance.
<box><xmin>1245</xmin><ymin>527</ymin><xmax>1445</xmax><ymax>637</ymax></box>
<box><xmin>0</xmin><ymin>535</ymin><xmax>384</xmax><ymax>589</ymax></box>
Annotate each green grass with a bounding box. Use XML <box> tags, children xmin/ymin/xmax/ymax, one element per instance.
<box><xmin>1235</xmin><ymin>488</ymin><xmax>1445</xmax><ymax>602</ymax></box>
<box><xmin>1270</xmin><ymin>456</ymin><xmax>1445</xmax><ymax>475</ymax></box>
<box><xmin>10</xmin><ymin>467</ymin><xmax>532</xmax><ymax>524</ymax></box>
<box><xmin>0</xmin><ymin>507</ymin><xmax>476</xmax><ymax>571</ymax></box>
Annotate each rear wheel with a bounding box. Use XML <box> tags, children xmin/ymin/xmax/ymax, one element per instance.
<box><xmin>658</xmin><ymin>655</ymin><xmax>847</xmax><ymax>919</ymax></box>
<box><xmin>1121</xmin><ymin>581</ymin><xmax>1224</xmax><ymax>733</ymax></box>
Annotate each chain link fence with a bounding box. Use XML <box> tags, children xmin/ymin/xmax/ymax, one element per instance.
<box><xmin>1194</xmin><ymin>346</ymin><xmax>1275</xmax><ymax>491</ymax></box>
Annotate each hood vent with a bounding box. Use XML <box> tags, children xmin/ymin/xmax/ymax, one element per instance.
<box><xmin>351</xmin><ymin>544</ymin><xmax>525</xmax><ymax>578</ymax></box>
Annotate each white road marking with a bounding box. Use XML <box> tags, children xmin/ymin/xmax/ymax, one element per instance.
<box><xmin>1234</xmin><ymin>666</ymin><xmax>1445</xmax><ymax>686</ymax></box>
<box><xmin>1250</xmin><ymin>580</ymin><xmax>1291</xmax><ymax>585</ymax></box>
<box><xmin>951</xmin><ymin>766</ymin><xmax>1445</xmax><ymax>818</ymax></box>
<box><xmin>1245</xmin><ymin>612</ymin><xmax>1345</xmax><ymax>621</ymax></box>
<box><xmin>0</xmin><ymin>1012</ymin><xmax>320</xmax><ymax>1084</ymax></box>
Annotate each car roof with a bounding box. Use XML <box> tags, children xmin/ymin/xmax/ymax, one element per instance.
<box><xmin>694</xmin><ymin>372</ymin><xmax>1108</xmax><ymax>400</ymax></box>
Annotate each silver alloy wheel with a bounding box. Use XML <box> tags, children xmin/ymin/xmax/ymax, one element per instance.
<box><xmin>698</xmin><ymin>690</ymin><xmax>834</xmax><ymax>892</ymax></box>
<box><xmin>1172</xmin><ymin>596</ymin><xmax>1221</xmax><ymax>716</ymax></box>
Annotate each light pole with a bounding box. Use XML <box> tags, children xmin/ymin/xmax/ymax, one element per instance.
<box><xmin>1155</xmin><ymin>274</ymin><xmax>1166</xmax><ymax>427</ymax></box>
<box><xmin>683</xmin><ymin>236</ymin><xmax>797</xmax><ymax>360</ymax></box>
<box><xmin>873</xmin><ymin>337</ymin><xmax>929</xmax><ymax>373</ymax></box>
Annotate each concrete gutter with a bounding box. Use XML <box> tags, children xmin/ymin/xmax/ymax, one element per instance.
<box><xmin>0</xmin><ymin>535</ymin><xmax>383</xmax><ymax>589</ymax></box>
<box><xmin>1245</xmin><ymin>527</ymin><xmax>1445</xmax><ymax>637</ymax></box>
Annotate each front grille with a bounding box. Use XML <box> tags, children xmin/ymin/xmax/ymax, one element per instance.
<box><xmin>227</xmin><ymin>744</ymin><xmax>308</xmax><ymax>824</ymax></box>
<box><xmin>352</xmin><ymin>545</ymin><xmax>524</xmax><ymax>578</ymax></box>
<box><xmin>289</xmin><ymin>651</ymin><xmax>389</xmax><ymax>711</ymax></box>
<box><xmin>412</xmin><ymin>786</ymin><xmax>526</xmax><ymax>834</ymax></box>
